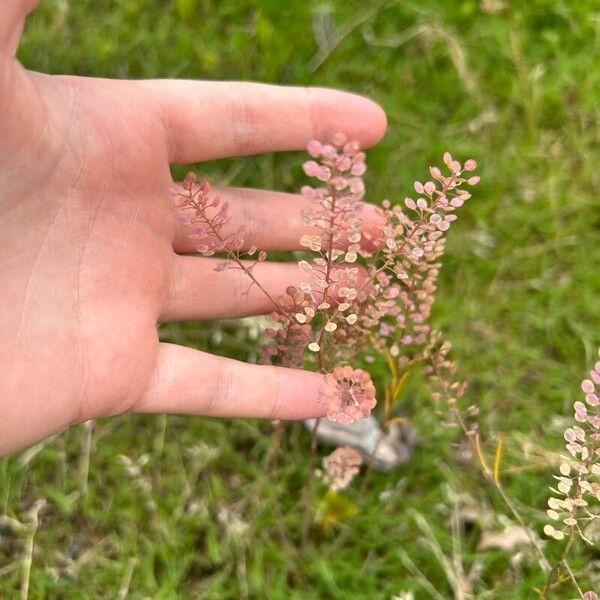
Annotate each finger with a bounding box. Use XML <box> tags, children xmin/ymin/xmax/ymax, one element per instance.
<box><xmin>162</xmin><ymin>255</ymin><xmax>369</xmax><ymax>322</ymax></box>
<box><xmin>172</xmin><ymin>186</ymin><xmax>385</xmax><ymax>254</ymax></box>
<box><xmin>134</xmin><ymin>343</ymin><xmax>328</xmax><ymax>420</ymax></box>
<box><xmin>140</xmin><ymin>80</ymin><xmax>387</xmax><ymax>163</ymax></box>
<box><xmin>161</xmin><ymin>257</ymin><xmax>305</xmax><ymax>321</ymax></box>
<box><xmin>0</xmin><ymin>0</ymin><xmax>39</xmax><ymax>56</ymax></box>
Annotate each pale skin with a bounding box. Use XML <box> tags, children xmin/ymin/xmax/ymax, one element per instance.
<box><xmin>0</xmin><ymin>0</ymin><xmax>387</xmax><ymax>454</ymax></box>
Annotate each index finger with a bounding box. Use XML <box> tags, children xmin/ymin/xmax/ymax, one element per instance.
<box><xmin>141</xmin><ymin>80</ymin><xmax>387</xmax><ymax>163</ymax></box>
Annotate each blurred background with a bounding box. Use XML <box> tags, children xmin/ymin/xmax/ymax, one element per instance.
<box><xmin>2</xmin><ymin>0</ymin><xmax>600</xmax><ymax>597</ymax></box>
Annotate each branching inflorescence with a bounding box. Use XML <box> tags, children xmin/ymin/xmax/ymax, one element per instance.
<box><xmin>545</xmin><ymin>348</ymin><xmax>600</xmax><ymax>543</ymax></box>
<box><xmin>172</xmin><ymin>134</ymin><xmax>479</xmax><ymax>427</ymax></box>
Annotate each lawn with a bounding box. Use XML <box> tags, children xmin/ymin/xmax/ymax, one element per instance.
<box><xmin>2</xmin><ymin>0</ymin><xmax>600</xmax><ymax>597</ymax></box>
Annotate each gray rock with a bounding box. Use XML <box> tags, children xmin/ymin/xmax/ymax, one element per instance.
<box><xmin>305</xmin><ymin>416</ymin><xmax>417</xmax><ymax>471</ymax></box>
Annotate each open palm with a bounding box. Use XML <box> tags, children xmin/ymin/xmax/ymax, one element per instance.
<box><xmin>0</xmin><ymin>1</ymin><xmax>386</xmax><ymax>453</ymax></box>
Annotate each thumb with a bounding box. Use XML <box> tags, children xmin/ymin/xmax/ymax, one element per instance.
<box><xmin>0</xmin><ymin>0</ymin><xmax>40</xmax><ymax>57</ymax></box>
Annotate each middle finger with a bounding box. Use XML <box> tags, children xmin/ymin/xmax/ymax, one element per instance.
<box><xmin>172</xmin><ymin>185</ymin><xmax>383</xmax><ymax>254</ymax></box>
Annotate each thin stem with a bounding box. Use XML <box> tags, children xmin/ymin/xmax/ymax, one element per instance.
<box><xmin>78</xmin><ymin>419</ymin><xmax>94</xmax><ymax>496</ymax></box>
<box><xmin>561</xmin><ymin>558</ymin><xmax>585</xmax><ymax>599</ymax></box>
<box><xmin>20</xmin><ymin>500</ymin><xmax>45</xmax><ymax>600</ymax></box>
<box><xmin>540</xmin><ymin>532</ymin><xmax>575</xmax><ymax>599</ymax></box>
<box><xmin>301</xmin><ymin>417</ymin><xmax>321</xmax><ymax>549</ymax></box>
<box><xmin>205</xmin><ymin>218</ymin><xmax>286</xmax><ymax>314</ymax></box>
<box><xmin>117</xmin><ymin>558</ymin><xmax>139</xmax><ymax>600</ymax></box>
<box><xmin>316</xmin><ymin>184</ymin><xmax>339</xmax><ymax>370</ymax></box>
<box><xmin>301</xmin><ymin>181</ymin><xmax>340</xmax><ymax>547</ymax></box>
<box><xmin>182</xmin><ymin>187</ymin><xmax>287</xmax><ymax>314</ymax></box>
<box><xmin>449</xmin><ymin>406</ymin><xmax>551</xmax><ymax>571</ymax></box>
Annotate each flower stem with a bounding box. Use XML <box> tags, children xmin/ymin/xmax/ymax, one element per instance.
<box><xmin>300</xmin><ymin>417</ymin><xmax>321</xmax><ymax>550</ymax></box>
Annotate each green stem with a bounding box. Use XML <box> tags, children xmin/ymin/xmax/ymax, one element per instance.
<box><xmin>300</xmin><ymin>417</ymin><xmax>321</xmax><ymax>550</ymax></box>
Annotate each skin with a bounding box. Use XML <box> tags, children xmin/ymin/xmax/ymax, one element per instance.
<box><xmin>0</xmin><ymin>0</ymin><xmax>387</xmax><ymax>454</ymax></box>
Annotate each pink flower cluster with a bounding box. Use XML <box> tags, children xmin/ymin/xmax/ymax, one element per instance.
<box><xmin>321</xmin><ymin>446</ymin><xmax>363</xmax><ymax>490</ymax></box>
<box><xmin>545</xmin><ymin>347</ymin><xmax>600</xmax><ymax>542</ymax></box>
<box><xmin>261</xmin><ymin>133</ymin><xmax>371</xmax><ymax>377</ymax></box>
<box><xmin>425</xmin><ymin>333</ymin><xmax>475</xmax><ymax>433</ymax></box>
<box><xmin>175</xmin><ymin>135</ymin><xmax>479</xmax><ymax>427</ymax></box>
<box><xmin>170</xmin><ymin>173</ymin><xmax>245</xmax><ymax>258</ymax></box>
<box><xmin>370</xmin><ymin>151</ymin><xmax>478</xmax><ymax>351</ymax></box>
<box><xmin>281</xmin><ymin>137</ymin><xmax>478</xmax><ymax>424</ymax></box>
<box><xmin>319</xmin><ymin>366</ymin><xmax>376</xmax><ymax>424</ymax></box>
<box><xmin>261</xmin><ymin>285</ymin><xmax>312</xmax><ymax>367</ymax></box>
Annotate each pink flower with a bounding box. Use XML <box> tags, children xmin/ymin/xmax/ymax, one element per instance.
<box><xmin>182</xmin><ymin>171</ymin><xmax>197</xmax><ymax>191</ymax></box>
<box><xmin>332</xmin><ymin>132</ymin><xmax>348</xmax><ymax>147</ymax></box>
<box><xmin>343</xmin><ymin>140</ymin><xmax>360</xmax><ymax>157</ymax></box>
<box><xmin>303</xmin><ymin>160</ymin><xmax>322</xmax><ymax>178</ymax></box>
<box><xmin>307</xmin><ymin>140</ymin><xmax>323</xmax><ymax>158</ymax></box>
<box><xmin>351</xmin><ymin>162</ymin><xmax>367</xmax><ymax>176</ymax></box>
<box><xmin>424</xmin><ymin>181</ymin><xmax>436</xmax><ymax>195</ymax></box>
<box><xmin>322</xmin><ymin>446</ymin><xmax>363</xmax><ymax>490</ymax></box>
<box><xmin>319</xmin><ymin>366</ymin><xmax>377</xmax><ymax>424</ymax></box>
<box><xmin>172</xmin><ymin>177</ymin><xmax>242</xmax><ymax>255</ymax></box>
<box><xmin>379</xmin><ymin>322</ymin><xmax>393</xmax><ymax>337</ymax></box>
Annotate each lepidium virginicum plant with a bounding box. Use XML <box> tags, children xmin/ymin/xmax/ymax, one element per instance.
<box><xmin>545</xmin><ymin>350</ymin><xmax>600</xmax><ymax>546</ymax></box>
<box><xmin>170</xmin><ymin>135</ymin><xmax>597</xmax><ymax>596</ymax></box>
<box><xmin>173</xmin><ymin>134</ymin><xmax>479</xmax><ymax>427</ymax></box>
<box><xmin>172</xmin><ymin>135</ymin><xmax>481</xmax><ymax>468</ymax></box>
<box><xmin>538</xmin><ymin>348</ymin><xmax>600</xmax><ymax>598</ymax></box>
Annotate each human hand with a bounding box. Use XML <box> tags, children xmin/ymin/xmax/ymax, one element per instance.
<box><xmin>0</xmin><ymin>0</ymin><xmax>387</xmax><ymax>454</ymax></box>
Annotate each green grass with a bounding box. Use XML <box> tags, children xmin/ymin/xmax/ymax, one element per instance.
<box><xmin>3</xmin><ymin>0</ymin><xmax>600</xmax><ymax>597</ymax></box>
